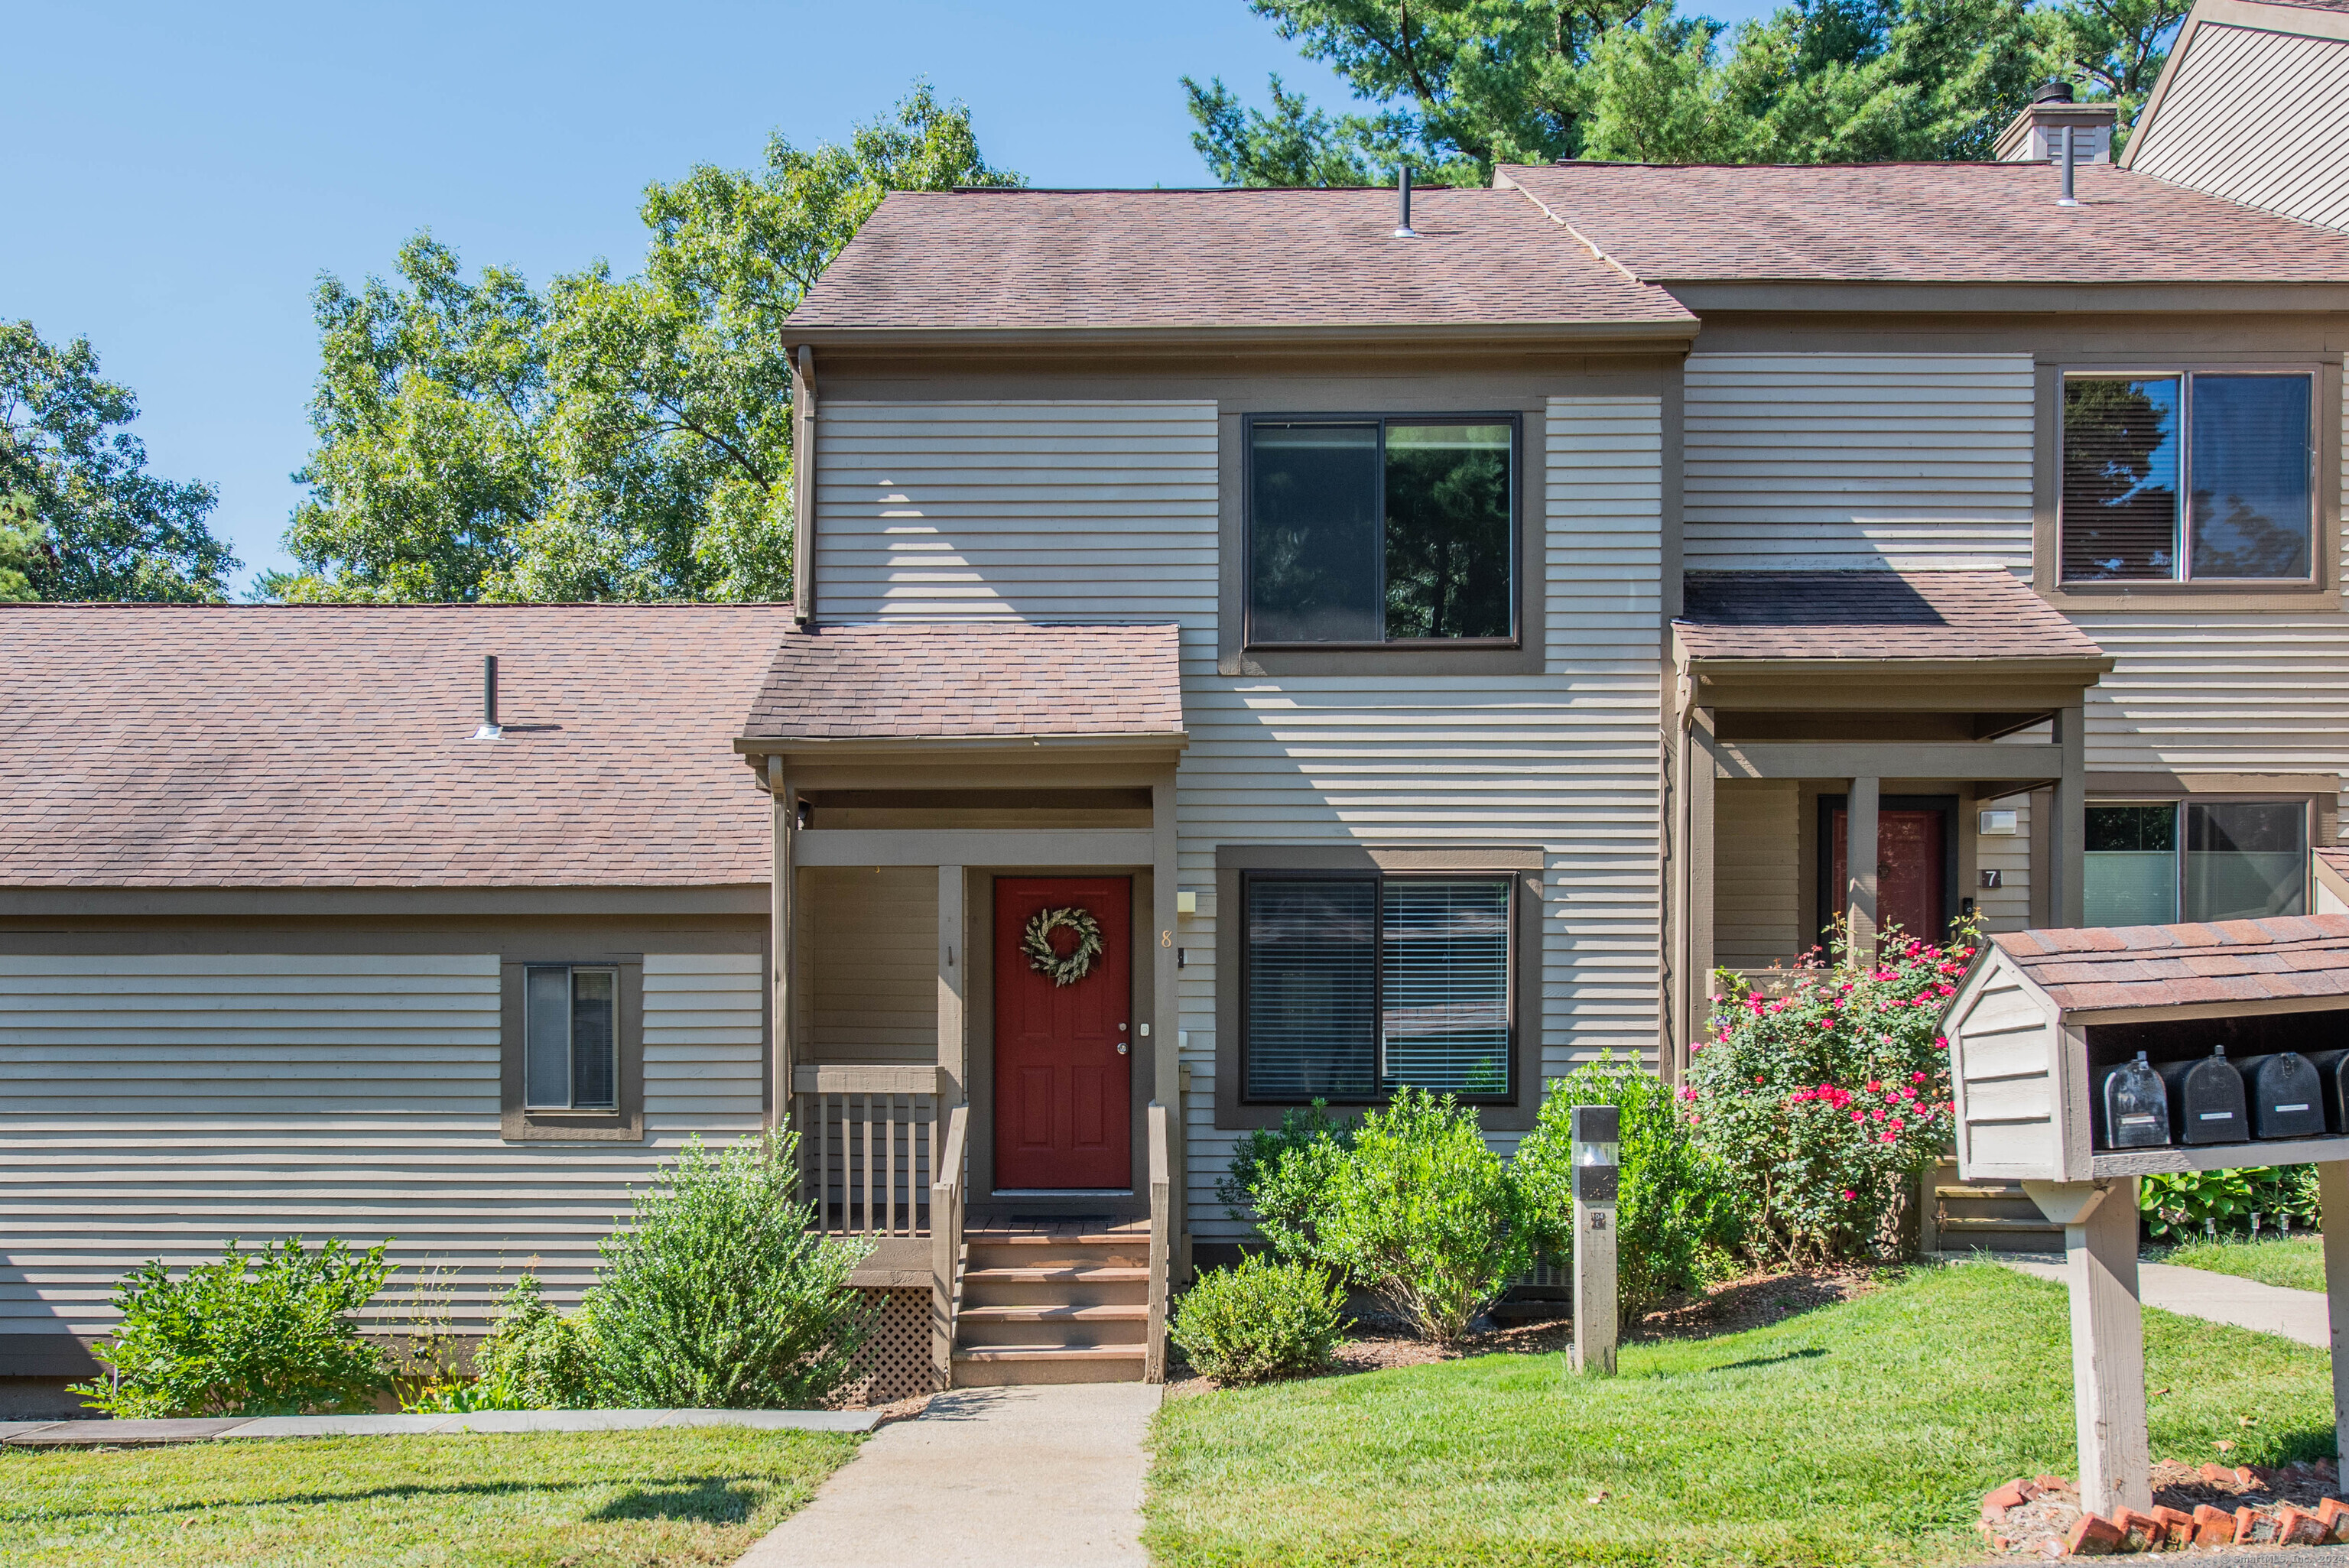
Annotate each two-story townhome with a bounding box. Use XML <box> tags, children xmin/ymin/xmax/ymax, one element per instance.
<box><xmin>5</xmin><ymin>95</ymin><xmax>2347</xmax><ymax>1401</ymax></box>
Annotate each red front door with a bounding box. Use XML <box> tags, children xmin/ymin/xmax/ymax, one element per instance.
<box><xmin>1830</xmin><ymin>807</ymin><xmax>1949</xmax><ymax>945</ymax></box>
<box><xmin>993</xmin><ymin>877</ymin><xmax>1133</xmax><ymax>1190</ymax></box>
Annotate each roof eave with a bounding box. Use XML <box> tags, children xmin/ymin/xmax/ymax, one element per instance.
<box><xmin>1672</xmin><ymin>652</ymin><xmax>2117</xmax><ymax>680</ymax></box>
<box><xmin>736</xmin><ymin>729</ymin><xmax>1191</xmax><ymax>757</ymax></box>
<box><xmin>1659</xmin><ymin>280</ymin><xmax>2349</xmax><ymax>313</ymax></box>
<box><xmin>782</xmin><ymin>319</ymin><xmax>1698</xmax><ymax>350</ymax></box>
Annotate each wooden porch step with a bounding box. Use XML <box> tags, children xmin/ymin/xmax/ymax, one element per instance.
<box><xmin>957</xmin><ymin>1303</ymin><xmax>1149</xmax><ymax>1324</ymax></box>
<box><xmin>952</xmin><ymin>1344</ymin><xmax>1148</xmax><ymax>1386</ymax></box>
<box><xmin>1938</xmin><ymin>1216</ymin><xmax>2063</xmax><ymax>1234</ymax></box>
<box><xmin>961</xmin><ymin>1265</ymin><xmax>1150</xmax><ymax>1284</ymax></box>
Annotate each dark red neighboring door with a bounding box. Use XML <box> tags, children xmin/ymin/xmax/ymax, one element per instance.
<box><xmin>1831</xmin><ymin>807</ymin><xmax>1949</xmax><ymax>944</ymax></box>
<box><xmin>993</xmin><ymin>877</ymin><xmax>1132</xmax><ymax>1190</ymax></box>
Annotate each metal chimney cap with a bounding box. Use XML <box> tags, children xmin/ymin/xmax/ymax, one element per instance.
<box><xmin>2033</xmin><ymin>79</ymin><xmax>2075</xmax><ymax>103</ymax></box>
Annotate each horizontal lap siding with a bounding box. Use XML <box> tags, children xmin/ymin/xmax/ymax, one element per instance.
<box><xmin>2128</xmin><ymin>25</ymin><xmax>2349</xmax><ymax>234</ymax></box>
<box><xmin>2076</xmin><ymin>366</ymin><xmax>2349</xmax><ymax>827</ymax></box>
<box><xmin>1715</xmin><ymin>780</ymin><xmax>1801</xmax><ymax>971</ymax></box>
<box><xmin>814</xmin><ymin>401</ymin><xmax>1219</xmax><ymax>621</ymax></box>
<box><xmin>1685</xmin><ymin>354</ymin><xmax>2035</xmax><ymax>572</ymax></box>
<box><xmin>1178</xmin><ymin>398</ymin><xmax>1665</xmax><ymax>1238</ymax></box>
<box><xmin>801</xmin><ymin>867</ymin><xmax>939</xmax><ymax>1064</ymax></box>
<box><xmin>1</xmin><ymin>953</ymin><xmax>765</xmax><ymax>1336</ymax></box>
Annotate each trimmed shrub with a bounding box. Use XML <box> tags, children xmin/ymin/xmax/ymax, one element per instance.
<box><xmin>1217</xmin><ymin>1101</ymin><xmax>1355</xmax><ymax>1261</ymax></box>
<box><xmin>1168</xmin><ymin>1255</ymin><xmax>1349</xmax><ymax>1385</ymax></box>
<box><xmin>1686</xmin><ymin>920</ymin><xmax>1966</xmax><ymax>1264</ymax></box>
<box><xmin>2143</xmin><ymin>1164</ymin><xmax>2321</xmax><ymax>1242</ymax></box>
<box><xmin>406</xmin><ymin>1275</ymin><xmax>603</xmax><ymax>1412</ymax></box>
<box><xmin>1314</xmin><ymin>1088</ymin><xmax>1530</xmax><ymax>1342</ymax></box>
<box><xmin>1514</xmin><ymin>1054</ymin><xmax>1741</xmax><ymax>1325</ymax></box>
<box><xmin>582</xmin><ymin>1129</ymin><xmax>873</xmax><ymax>1409</ymax></box>
<box><xmin>71</xmin><ymin>1237</ymin><xmax>393</xmax><ymax>1417</ymax></box>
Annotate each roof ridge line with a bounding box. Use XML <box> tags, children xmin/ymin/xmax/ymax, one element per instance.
<box><xmin>1493</xmin><ymin>170</ymin><xmax>1646</xmax><ymax>287</ymax></box>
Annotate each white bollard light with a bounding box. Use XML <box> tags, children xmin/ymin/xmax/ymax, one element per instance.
<box><xmin>1570</xmin><ymin>1104</ymin><xmax>1620</xmax><ymax>1376</ymax></box>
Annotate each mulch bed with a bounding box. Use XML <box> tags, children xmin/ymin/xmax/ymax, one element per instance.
<box><xmin>1165</xmin><ymin>1264</ymin><xmax>1893</xmax><ymax>1398</ymax></box>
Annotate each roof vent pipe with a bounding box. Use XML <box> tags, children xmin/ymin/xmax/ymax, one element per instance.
<box><xmin>1394</xmin><ymin>164</ymin><xmax>1417</xmax><ymax>239</ymax></box>
<box><xmin>2058</xmin><ymin>122</ymin><xmax>2078</xmax><ymax>207</ymax></box>
<box><xmin>475</xmin><ymin>654</ymin><xmax>502</xmax><ymax>739</ymax></box>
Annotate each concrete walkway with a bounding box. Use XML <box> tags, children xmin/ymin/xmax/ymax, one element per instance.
<box><xmin>736</xmin><ymin>1383</ymin><xmax>1162</xmax><ymax>1568</ymax></box>
<box><xmin>0</xmin><ymin>1407</ymin><xmax>878</xmax><ymax>1446</ymax></box>
<box><xmin>1983</xmin><ymin>1252</ymin><xmax>2332</xmax><ymax>1347</ymax></box>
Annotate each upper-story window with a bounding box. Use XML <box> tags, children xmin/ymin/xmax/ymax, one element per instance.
<box><xmin>2060</xmin><ymin>371</ymin><xmax>2315</xmax><ymax>583</ymax></box>
<box><xmin>1246</xmin><ymin>416</ymin><xmax>1516</xmax><ymax>644</ymax></box>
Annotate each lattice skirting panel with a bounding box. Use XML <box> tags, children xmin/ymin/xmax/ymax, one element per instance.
<box><xmin>832</xmin><ymin>1286</ymin><xmax>938</xmax><ymax>1407</ymax></box>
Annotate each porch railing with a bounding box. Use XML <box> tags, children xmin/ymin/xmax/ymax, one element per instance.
<box><xmin>1143</xmin><ymin>1100</ymin><xmax>1171</xmax><ymax>1384</ymax></box>
<box><xmin>792</xmin><ymin>1065</ymin><xmax>946</xmax><ymax>1236</ymax></box>
<box><xmin>930</xmin><ymin>1104</ymin><xmax>969</xmax><ymax>1390</ymax></box>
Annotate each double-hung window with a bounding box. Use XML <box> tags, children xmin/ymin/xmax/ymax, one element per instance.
<box><xmin>1242</xmin><ymin>873</ymin><xmax>1512</xmax><ymax>1102</ymax></box>
<box><xmin>1246</xmin><ymin>417</ymin><xmax>1516</xmax><ymax>644</ymax></box>
<box><xmin>525</xmin><ymin>965</ymin><xmax>619</xmax><ymax>1111</ymax></box>
<box><xmin>2060</xmin><ymin>371</ymin><xmax>2316</xmax><ymax>583</ymax></box>
<box><xmin>2084</xmin><ymin>801</ymin><xmax>2310</xmax><ymax>925</ymax></box>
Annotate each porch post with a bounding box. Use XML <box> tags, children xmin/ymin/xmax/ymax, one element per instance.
<box><xmin>769</xmin><ymin>757</ymin><xmax>797</xmax><ymax>1127</ymax></box>
<box><xmin>937</xmin><ymin>865</ymin><xmax>967</xmax><ymax>1105</ymax></box>
<box><xmin>2053</xmin><ymin>701</ymin><xmax>2087</xmax><ymax>927</ymax></box>
<box><xmin>1846</xmin><ymin>776</ymin><xmax>1880</xmax><ymax>963</ymax></box>
<box><xmin>1683</xmin><ymin>708</ymin><xmax>1718</xmax><ymax>1078</ymax></box>
<box><xmin>1151</xmin><ymin>768</ymin><xmax>1185</xmax><ymax>1277</ymax></box>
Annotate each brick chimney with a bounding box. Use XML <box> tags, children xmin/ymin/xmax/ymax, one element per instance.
<box><xmin>1994</xmin><ymin>80</ymin><xmax>2118</xmax><ymax>165</ymax></box>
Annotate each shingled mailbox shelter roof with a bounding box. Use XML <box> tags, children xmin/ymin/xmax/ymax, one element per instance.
<box><xmin>736</xmin><ymin>622</ymin><xmax>1186</xmax><ymax>752</ymax></box>
<box><xmin>1987</xmin><ymin>916</ymin><xmax>2349</xmax><ymax>1015</ymax></box>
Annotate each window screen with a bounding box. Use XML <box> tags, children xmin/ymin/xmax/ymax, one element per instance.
<box><xmin>2062</xmin><ymin>377</ymin><xmax>2179</xmax><ymax>582</ymax></box>
<box><xmin>2185</xmin><ymin>801</ymin><xmax>2307</xmax><ymax>922</ymax></box>
<box><xmin>1243</xmin><ymin>875</ymin><xmax>1512</xmax><ymax>1101</ymax></box>
<box><xmin>2189</xmin><ymin>375</ymin><xmax>2312</xmax><ymax>579</ymax></box>
<box><xmin>525</xmin><ymin>966</ymin><xmax>619</xmax><ymax>1110</ymax></box>
<box><xmin>1249</xmin><ymin>418</ymin><xmax>1514</xmax><ymax>644</ymax></box>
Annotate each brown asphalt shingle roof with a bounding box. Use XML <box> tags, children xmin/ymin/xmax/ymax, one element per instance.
<box><xmin>1992</xmin><ymin>917</ymin><xmax>2349</xmax><ymax>1012</ymax></box>
<box><xmin>1499</xmin><ymin>161</ymin><xmax>2349</xmax><ymax>284</ymax></box>
<box><xmin>1675</xmin><ymin>570</ymin><xmax>2110</xmax><ymax>661</ymax></box>
<box><xmin>742</xmin><ymin>622</ymin><xmax>1184</xmax><ymax>742</ymax></box>
<box><xmin>786</xmin><ymin>187</ymin><xmax>1694</xmax><ymax>333</ymax></box>
<box><xmin>0</xmin><ymin>605</ymin><xmax>786</xmax><ymax>888</ymax></box>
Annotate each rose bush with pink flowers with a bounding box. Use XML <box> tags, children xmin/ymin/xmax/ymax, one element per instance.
<box><xmin>1685</xmin><ymin>921</ymin><xmax>1970</xmax><ymax>1264</ymax></box>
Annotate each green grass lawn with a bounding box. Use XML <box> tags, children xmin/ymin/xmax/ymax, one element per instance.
<box><xmin>2159</xmin><ymin>1234</ymin><xmax>2328</xmax><ymax>1293</ymax></box>
<box><xmin>0</xmin><ymin>1427</ymin><xmax>856</xmax><ymax>1568</ymax></box>
<box><xmin>1145</xmin><ymin>1261</ymin><xmax>2338</xmax><ymax>1568</ymax></box>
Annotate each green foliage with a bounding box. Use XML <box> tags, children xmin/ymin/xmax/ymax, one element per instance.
<box><xmin>1217</xmin><ymin>1100</ymin><xmax>1356</xmax><ymax>1261</ymax></box>
<box><xmin>2141</xmin><ymin>1164</ymin><xmax>2320</xmax><ymax>1244</ymax></box>
<box><xmin>1687</xmin><ymin>922</ymin><xmax>1965</xmax><ymax>1264</ymax></box>
<box><xmin>581</xmin><ymin>1131</ymin><xmax>874</xmax><ymax>1409</ymax></box>
<box><xmin>274</xmin><ymin>84</ymin><xmax>1019</xmax><ymax>605</ymax></box>
<box><xmin>1168</xmin><ymin>1254</ymin><xmax>1350</xmax><ymax>1385</ymax></box>
<box><xmin>1189</xmin><ymin>0</ymin><xmax>2184</xmax><ymax>180</ymax></box>
<box><xmin>70</xmin><ymin>1238</ymin><xmax>393</xmax><ymax>1417</ymax></box>
<box><xmin>404</xmin><ymin>1276</ymin><xmax>603</xmax><ymax>1413</ymax></box>
<box><xmin>1314</xmin><ymin>1089</ymin><xmax>1530</xmax><ymax>1342</ymax></box>
<box><xmin>1514</xmin><ymin>1055</ymin><xmax>1741</xmax><ymax>1325</ymax></box>
<box><xmin>0</xmin><ymin>321</ymin><xmax>235</xmax><ymax>601</ymax></box>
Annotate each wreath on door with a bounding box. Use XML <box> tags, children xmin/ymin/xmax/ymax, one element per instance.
<box><xmin>1022</xmin><ymin>906</ymin><xmax>1104</xmax><ymax>987</ymax></box>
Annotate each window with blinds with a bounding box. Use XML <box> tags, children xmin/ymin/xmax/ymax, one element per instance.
<box><xmin>1243</xmin><ymin>874</ymin><xmax>1512</xmax><ymax>1102</ymax></box>
<box><xmin>2061</xmin><ymin>372</ymin><xmax>2314</xmax><ymax>583</ymax></box>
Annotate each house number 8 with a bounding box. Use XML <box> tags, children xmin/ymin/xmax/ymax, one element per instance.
<box><xmin>1161</xmin><ymin>930</ymin><xmax>1172</xmax><ymax>947</ymax></box>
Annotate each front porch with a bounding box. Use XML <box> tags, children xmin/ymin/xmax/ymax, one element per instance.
<box><xmin>1669</xmin><ymin>570</ymin><xmax>2116</xmax><ymax>1060</ymax></box>
<box><xmin>737</xmin><ymin>622</ymin><xmax>1189</xmax><ymax>1388</ymax></box>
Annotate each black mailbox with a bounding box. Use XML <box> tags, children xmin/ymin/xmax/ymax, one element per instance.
<box><xmin>2235</xmin><ymin>1052</ymin><xmax>2328</xmax><ymax>1140</ymax></box>
<box><xmin>2095</xmin><ymin>1052</ymin><xmax>2172</xmax><ymax>1150</ymax></box>
<box><xmin>2156</xmin><ymin>1046</ymin><xmax>2249</xmax><ymax>1145</ymax></box>
<box><xmin>2305</xmin><ymin>1049</ymin><xmax>2349</xmax><ymax>1134</ymax></box>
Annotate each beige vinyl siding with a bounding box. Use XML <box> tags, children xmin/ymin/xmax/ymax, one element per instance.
<box><xmin>801</xmin><ymin>867</ymin><xmax>938</xmax><ymax>1065</ymax></box>
<box><xmin>2129</xmin><ymin>24</ymin><xmax>2349</xmax><ymax>234</ymax></box>
<box><xmin>1178</xmin><ymin>397</ymin><xmax>1665</xmax><ymax>1237</ymax></box>
<box><xmin>2074</xmin><ymin>366</ymin><xmax>2349</xmax><ymax>830</ymax></box>
<box><xmin>813</xmin><ymin>400</ymin><xmax>1219</xmax><ymax>622</ymax></box>
<box><xmin>1683</xmin><ymin>354</ymin><xmax>2037</xmax><ymax>572</ymax></box>
<box><xmin>1975</xmin><ymin>794</ymin><xmax>2035</xmax><ymax>933</ymax></box>
<box><xmin>0</xmin><ymin>953</ymin><xmax>763</xmax><ymax>1336</ymax></box>
<box><xmin>1714</xmin><ymin>780</ymin><xmax>1801</xmax><ymax>971</ymax></box>
<box><xmin>642</xmin><ymin>953</ymin><xmax>765</xmax><ymax>1124</ymax></box>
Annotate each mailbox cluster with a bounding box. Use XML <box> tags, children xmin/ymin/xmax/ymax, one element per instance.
<box><xmin>2097</xmin><ymin>1045</ymin><xmax>2344</xmax><ymax>1152</ymax></box>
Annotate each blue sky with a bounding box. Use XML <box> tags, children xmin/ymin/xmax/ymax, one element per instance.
<box><xmin>5</xmin><ymin>1</ymin><xmax>1772</xmax><ymax>595</ymax></box>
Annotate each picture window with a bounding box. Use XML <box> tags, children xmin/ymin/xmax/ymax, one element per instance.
<box><xmin>2083</xmin><ymin>800</ymin><xmax>2309</xmax><ymax>925</ymax></box>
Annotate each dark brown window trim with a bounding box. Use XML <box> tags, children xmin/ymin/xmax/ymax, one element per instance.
<box><xmin>500</xmin><ymin>956</ymin><xmax>645</xmax><ymax>1142</ymax></box>
<box><xmin>1210</xmin><ymin>846</ymin><xmax>1542</xmax><ymax>1133</ymax></box>
<box><xmin>1239</xmin><ymin>411</ymin><xmax>1527</xmax><ymax>654</ymax></box>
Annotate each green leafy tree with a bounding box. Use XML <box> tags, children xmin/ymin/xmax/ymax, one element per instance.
<box><xmin>2039</xmin><ymin>0</ymin><xmax>2191</xmax><ymax>148</ymax></box>
<box><xmin>0</xmin><ymin>321</ymin><xmax>234</xmax><ymax>601</ymax></box>
<box><xmin>274</xmin><ymin>85</ymin><xmax>1018</xmax><ymax>603</ymax></box>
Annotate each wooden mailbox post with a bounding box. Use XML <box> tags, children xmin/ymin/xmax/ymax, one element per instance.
<box><xmin>1944</xmin><ymin>920</ymin><xmax>2349</xmax><ymax>1518</ymax></box>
